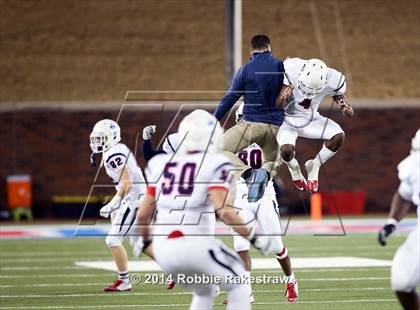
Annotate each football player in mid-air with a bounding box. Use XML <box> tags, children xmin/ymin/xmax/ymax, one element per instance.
<box><xmin>231</xmin><ymin>104</ymin><xmax>298</xmax><ymax>304</ymax></box>
<box><xmin>89</xmin><ymin>119</ymin><xmax>150</xmax><ymax>292</ymax></box>
<box><xmin>276</xmin><ymin>58</ymin><xmax>354</xmax><ymax>193</ymax></box>
<box><xmin>378</xmin><ymin>129</ymin><xmax>419</xmax><ymax>310</ymax></box>
<box><xmin>136</xmin><ymin>110</ymin><xmax>282</xmax><ymax>310</ymax></box>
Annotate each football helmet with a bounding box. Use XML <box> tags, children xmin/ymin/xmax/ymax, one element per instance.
<box><xmin>297</xmin><ymin>59</ymin><xmax>328</xmax><ymax>99</ymax></box>
<box><xmin>90</xmin><ymin>119</ymin><xmax>121</xmax><ymax>153</ymax></box>
<box><xmin>178</xmin><ymin>109</ymin><xmax>224</xmax><ymax>153</ymax></box>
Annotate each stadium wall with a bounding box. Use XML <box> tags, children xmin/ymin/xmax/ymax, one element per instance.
<box><xmin>0</xmin><ymin>101</ymin><xmax>419</xmax><ymax>218</ymax></box>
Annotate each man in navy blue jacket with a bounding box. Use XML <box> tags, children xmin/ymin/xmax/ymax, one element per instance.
<box><xmin>214</xmin><ymin>34</ymin><xmax>284</xmax><ymax>202</ymax></box>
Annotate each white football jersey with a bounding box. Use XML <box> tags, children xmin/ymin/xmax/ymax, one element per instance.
<box><xmin>162</xmin><ymin>133</ymin><xmax>180</xmax><ymax>154</ymax></box>
<box><xmin>397</xmin><ymin>152</ymin><xmax>420</xmax><ymax>218</ymax></box>
<box><xmin>146</xmin><ymin>151</ymin><xmax>235</xmax><ymax>237</ymax></box>
<box><xmin>283</xmin><ymin>57</ymin><xmax>347</xmax><ymax>117</ymax></box>
<box><xmin>103</xmin><ymin>143</ymin><xmax>146</xmax><ymax>200</ymax></box>
<box><xmin>236</xmin><ymin>143</ymin><xmax>276</xmax><ymax>199</ymax></box>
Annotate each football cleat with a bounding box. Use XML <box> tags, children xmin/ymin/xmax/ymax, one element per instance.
<box><xmin>103</xmin><ymin>279</ymin><xmax>132</xmax><ymax>292</ymax></box>
<box><xmin>287</xmin><ymin>165</ymin><xmax>307</xmax><ymax>191</ymax></box>
<box><xmin>166</xmin><ymin>280</ymin><xmax>176</xmax><ymax>290</ymax></box>
<box><xmin>285</xmin><ymin>280</ymin><xmax>299</xmax><ymax>302</ymax></box>
<box><xmin>247</xmin><ymin>168</ymin><xmax>269</xmax><ymax>202</ymax></box>
<box><xmin>305</xmin><ymin>160</ymin><xmax>320</xmax><ymax>193</ymax></box>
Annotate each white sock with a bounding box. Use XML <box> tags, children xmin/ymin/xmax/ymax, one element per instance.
<box><xmin>285</xmin><ymin>272</ymin><xmax>295</xmax><ymax>284</ymax></box>
<box><xmin>243</xmin><ymin>271</ymin><xmax>252</xmax><ymax>297</ymax></box>
<box><xmin>314</xmin><ymin>145</ymin><xmax>336</xmax><ymax>166</ymax></box>
<box><xmin>118</xmin><ymin>271</ymin><xmax>129</xmax><ymax>282</ymax></box>
<box><xmin>284</xmin><ymin>157</ymin><xmax>300</xmax><ymax>171</ymax></box>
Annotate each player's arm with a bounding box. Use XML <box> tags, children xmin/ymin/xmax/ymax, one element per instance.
<box><xmin>99</xmin><ymin>166</ymin><xmax>132</xmax><ymax>218</ymax></box>
<box><xmin>142</xmin><ymin>125</ymin><xmax>166</xmax><ymax>162</ymax></box>
<box><xmin>332</xmin><ymin>94</ymin><xmax>354</xmax><ymax>117</ymax></box>
<box><xmin>276</xmin><ymin>84</ymin><xmax>293</xmax><ymax>109</ymax></box>
<box><xmin>214</xmin><ymin>67</ymin><xmax>245</xmax><ymax>121</ymax></box>
<box><xmin>378</xmin><ymin>188</ymin><xmax>413</xmax><ymax>246</ymax></box>
<box><xmin>210</xmin><ymin>188</ymin><xmax>251</xmax><ymax>239</ymax></box>
<box><xmin>210</xmin><ymin>188</ymin><xmax>282</xmax><ymax>255</ymax></box>
<box><xmin>136</xmin><ymin>190</ymin><xmax>156</xmax><ymax>243</ymax></box>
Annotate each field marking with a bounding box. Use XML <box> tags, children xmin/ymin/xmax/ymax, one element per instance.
<box><xmin>1</xmin><ymin>266</ymin><xmax>85</xmax><ymax>271</ymax></box>
<box><xmin>75</xmin><ymin>257</ymin><xmax>392</xmax><ymax>272</ymax></box>
<box><xmin>0</xmin><ymin>272</ymin><xmax>390</xmax><ymax>280</ymax></box>
<box><xmin>1</xmin><ymin>258</ymin><xmax>101</xmax><ymax>263</ymax></box>
<box><xmin>0</xmin><ymin>266</ymin><xmax>390</xmax><ymax>273</ymax></box>
<box><xmin>0</xmin><ymin>282</ymin><xmax>391</xmax><ymax>292</ymax></box>
<box><xmin>0</xmin><ymin>251</ymin><xmax>109</xmax><ymax>257</ymax></box>
<box><xmin>0</xmin><ymin>274</ymin><xmax>110</xmax><ymax>279</ymax></box>
<box><xmin>0</xmin><ymin>299</ymin><xmax>398</xmax><ymax>309</ymax></box>
<box><xmin>0</xmin><ymin>244</ymin><xmax>395</xmax><ymax>257</ymax></box>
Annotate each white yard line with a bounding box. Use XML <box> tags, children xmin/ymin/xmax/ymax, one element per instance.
<box><xmin>0</xmin><ymin>266</ymin><xmax>389</xmax><ymax>273</ymax></box>
<box><xmin>0</xmin><ymin>274</ymin><xmax>109</xmax><ymax>279</ymax></box>
<box><xmin>0</xmin><ymin>266</ymin><xmax>84</xmax><ymax>271</ymax></box>
<box><xmin>0</xmin><ymin>245</ymin><xmax>391</xmax><ymax>257</ymax></box>
<box><xmin>0</xmin><ymin>299</ymin><xmax>398</xmax><ymax>309</ymax></box>
<box><xmin>0</xmin><ymin>251</ymin><xmax>109</xmax><ymax>257</ymax></box>
<box><xmin>0</xmin><ymin>284</ymin><xmax>391</xmax><ymax>293</ymax></box>
<box><xmin>0</xmin><ymin>272</ymin><xmax>390</xmax><ymax>280</ymax></box>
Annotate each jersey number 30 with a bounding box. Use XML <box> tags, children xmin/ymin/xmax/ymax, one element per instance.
<box><xmin>162</xmin><ymin>162</ymin><xmax>196</xmax><ymax>195</ymax></box>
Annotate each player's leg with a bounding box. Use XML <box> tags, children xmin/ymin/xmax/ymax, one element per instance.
<box><xmin>246</xmin><ymin>122</ymin><xmax>280</xmax><ymax>201</ymax></box>
<box><xmin>208</xmin><ymin>240</ymin><xmax>250</xmax><ymax>310</ymax></box>
<box><xmin>182</xmin><ymin>282</ymin><xmax>219</xmax><ymax>310</ymax></box>
<box><xmin>276</xmin><ymin>121</ymin><xmax>306</xmax><ymax>191</ymax></box>
<box><xmin>231</xmin><ymin>196</ymin><xmax>255</xmax><ymax>303</ymax></box>
<box><xmin>154</xmin><ymin>236</ymin><xmax>249</xmax><ymax>309</ymax></box>
<box><xmin>103</xmin><ymin>202</ymin><xmax>137</xmax><ymax>292</ymax></box>
<box><xmin>301</xmin><ymin>115</ymin><xmax>344</xmax><ymax>192</ymax></box>
<box><xmin>391</xmin><ymin>229</ymin><xmax>420</xmax><ymax>310</ymax></box>
<box><xmin>222</xmin><ymin>120</ymin><xmax>253</xmax><ymax>177</ymax></box>
<box><xmin>254</xmin><ymin>196</ymin><xmax>298</xmax><ymax>302</ymax></box>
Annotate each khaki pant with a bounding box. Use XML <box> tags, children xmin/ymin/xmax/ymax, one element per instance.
<box><xmin>222</xmin><ymin>120</ymin><xmax>280</xmax><ymax>177</ymax></box>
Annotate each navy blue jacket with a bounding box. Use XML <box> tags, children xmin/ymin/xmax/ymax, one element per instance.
<box><xmin>142</xmin><ymin>140</ymin><xmax>165</xmax><ymax>162</ymax></box>
<box><xmin>214</xmin><ymin>51</ymin><xmax>284</xmax><ymax>125</ymax></box>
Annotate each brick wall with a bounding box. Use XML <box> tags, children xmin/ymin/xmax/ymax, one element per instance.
<box><xmin>0</xmin><ymin>106</ymin><xmax>419</xmax><ymax>217</ymax></box>
<box><xmin>1</xmin><ymin>0</ymin><xmax>419</xmax><ymax>101</ymax></box>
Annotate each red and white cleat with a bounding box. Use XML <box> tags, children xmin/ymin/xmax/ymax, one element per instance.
<box><xmin>287</xmin><ymin>163</ymin><xmax>307</xmax><ymax>191</ymax></box>
<box><xmin>305</xmin><ymin>160</ymin><xmax>320</xmax><ymax>193</ymax></box>
<box><xmin>293</xmin><ymin>179</ymin><xmax>307</xmax><ymax>191</ymax></box>
<box><xmin>285</xmin><ymin>280</ymin><xmax>299</xmax><ymax>303</ymax></box>
<box><xmin>166</xmin><ymin>280</ymin><xmax>176</xmax><ymax>290</ymax></box>
<box><xmin>306</xmin><ymin>180</ymin><xmax>318</xmax><ymax>193</ymax></box>
<box><xmin>103</xmin><ymin>279</ymin><xmax>132</xmax><ymax>292</ymax></box>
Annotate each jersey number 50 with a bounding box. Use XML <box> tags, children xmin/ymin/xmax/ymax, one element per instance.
<box><xmin>162</xmin><ymin>162</ymin><xmax>196</xmax><ymax>195</ymax></box>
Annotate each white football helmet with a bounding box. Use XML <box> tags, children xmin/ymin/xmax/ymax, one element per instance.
<box><xmin>178</xmin><ymin>109</ymin><xmax>224</xmax><ymax>153</ymax></box>
<box><xmin>411</xmin><ymin>129</ymin><xmax>420</xmax><ymax>153</ymax></box>
<box><xmin>235</xmin><ymin>103</ymin><xmax>244</xmax><ymax>124</ymax></box>
<box><xmin>297</xmin><ymin>59</ymin><xmax>328</xmax><ymax>99</ymax></box>
<box><xmin>90</xmin><ymin>119</ymin><xmax>121</xmax><ymax>153</ymax></box>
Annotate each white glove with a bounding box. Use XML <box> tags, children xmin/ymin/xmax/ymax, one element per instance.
<box><xmin>142</xmin><ymin>125</ymin><xmax>156</xmax><ymax>140</ymax></box>
<box><xmin>251</xmin><ymin>235</ymin><xmax>282</xmax><ymax>256</ymax></box>
<box><xmin>99</xmin><ymin>194</ymin><xmax>122</xmax><ymax>218</ymax></box>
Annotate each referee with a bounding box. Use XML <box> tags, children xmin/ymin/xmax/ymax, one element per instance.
<box><xmin>214</xmin><ymin>34</ymin><xmax>284</xmax><ymax>202</ymax></box>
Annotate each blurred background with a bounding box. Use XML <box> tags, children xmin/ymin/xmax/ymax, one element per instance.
<box><xmin>0</xmin><ymin>0</ymin><xmax>419</xmax><ymax>220</ymax></box>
